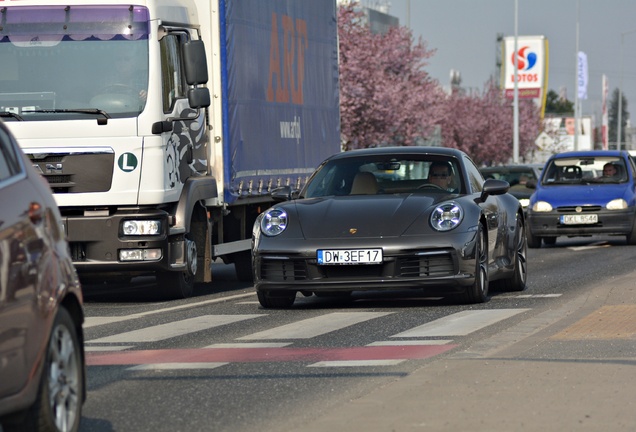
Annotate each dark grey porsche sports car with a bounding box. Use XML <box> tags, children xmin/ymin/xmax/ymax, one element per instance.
<box><xmin>252</xmin><ymin>147</ymin><xmax>527</xmax><ymax>308</ymax></box>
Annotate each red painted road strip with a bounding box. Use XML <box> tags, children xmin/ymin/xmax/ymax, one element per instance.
<box><xmin>87</xmin><ymin>344</ymin><xmax>458</xmax><ymax>366</ymax></box>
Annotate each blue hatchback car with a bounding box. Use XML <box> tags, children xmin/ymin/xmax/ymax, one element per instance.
<box><xmin>526</xmin><ymin>150</ymin><xmax>636</xmax><ymax>248</ymax></box>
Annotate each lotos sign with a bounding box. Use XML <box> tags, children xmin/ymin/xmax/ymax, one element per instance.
<box><xmin>501</xmin><ymin>35</ymin><xmax>548</xmax><ymax>113</ymax></box>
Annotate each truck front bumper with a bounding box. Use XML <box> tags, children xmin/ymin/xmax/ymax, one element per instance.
<box><xmin>63</xmin><ymin>209</ymin><xmax>188</xmax><ymax>274</ymax></box>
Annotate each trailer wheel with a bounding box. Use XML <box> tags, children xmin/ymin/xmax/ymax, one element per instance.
<box><xmin>157</xmin><ymin>236</ymin><xmax>196</xmax><ymax>299</ymax></box>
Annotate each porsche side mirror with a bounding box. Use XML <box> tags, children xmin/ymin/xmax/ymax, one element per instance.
<box><xmin>479</xmin><ymin>179</ymin><xmax>509</xmax><ymax>202</ymax></box>
<box><xmin>271</xmin><ymin>186</ymin><xmax>299</xmax><ymax>202</ymax></box>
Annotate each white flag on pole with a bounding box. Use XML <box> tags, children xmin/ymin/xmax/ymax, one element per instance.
<box><xmin>602</xmin><ymin>74</ymin><xmax>608</xmax><ymax>150</ymax></box>
<box><xmin>578</xmin><ymin>51</ymin><xmax>588</xmax><ymax>100</ymax></box>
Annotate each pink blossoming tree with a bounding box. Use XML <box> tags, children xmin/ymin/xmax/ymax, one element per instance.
<box><xmin>338</xmin><ymin>2</ymin><xmax>445</xmax><ymax>151</ymax></box>
<box><xmin>338</xmin><ymin>1</ymin><xmax>541</xmax><ymax>164</ymax></box>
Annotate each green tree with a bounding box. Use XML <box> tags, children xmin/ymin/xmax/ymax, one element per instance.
<box><xmin>544</xmin><ymin>89</ymin><xmax>574</xmax><ymax>115</ymax></box>
<box><xmin>608</xmin><ymin>88</ymin><xmax>629</xmax><ymax>145</ymax></box>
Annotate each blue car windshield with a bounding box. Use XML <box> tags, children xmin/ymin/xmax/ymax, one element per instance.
<box><xmin>303</xmin><ymin>156</ymin><xmax>464</xmax><ymax>198</ymax></box>
<box><xmin>542</xmin><ymin>157</ymin><xmax>628</xmax><ymax>185</ymax></box>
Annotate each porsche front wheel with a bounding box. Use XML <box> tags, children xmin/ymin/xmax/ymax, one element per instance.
<box><xmin>498</xmin><ymin>216</ymin><xmax>527</xmax><ymax>292</ymax></box>
<box><xmin>460</xmin><ymin>223</ymin><xmax>489</xmax><ymax>304</ymax></box>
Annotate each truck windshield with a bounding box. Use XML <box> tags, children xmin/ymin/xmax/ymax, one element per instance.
<box><xmin>0</xmin><ymin>5</ymin><xmax>150</xmax><ymax>120</ymax></box>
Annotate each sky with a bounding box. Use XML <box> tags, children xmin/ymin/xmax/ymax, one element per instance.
<box><xmin>367</xmin><ymin>0</ymin><xmax>636</xmax><ymax>123</ymax></box>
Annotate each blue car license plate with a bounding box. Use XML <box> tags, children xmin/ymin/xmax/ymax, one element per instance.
<box><xmin>560</xmin><ymin>214</ymin><xmax>598</xmax><ymax>225</ymax></box>
<box><xmin>317</xmin><ymin>249</ymin><xmax>382</xmax><ymax>265</ymax></box>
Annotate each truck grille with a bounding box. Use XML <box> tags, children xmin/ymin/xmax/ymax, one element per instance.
<box><xmin>30</xmin><ymin>152</ymin><xmax>114</xmax><ymax>193</ymax></box>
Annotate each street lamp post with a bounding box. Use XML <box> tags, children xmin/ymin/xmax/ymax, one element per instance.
<box><xmin>513</xmin><ymin>0</ymin><xmax>519</xmax><ymax>163</ymax></box>
<box><xmin>618</xmin><ymin>29</ymin><xmax>636</xmax><ymax>150</ymax></box>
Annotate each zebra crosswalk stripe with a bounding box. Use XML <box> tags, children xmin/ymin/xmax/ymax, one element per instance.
<box><xmin>391</xmin><ymin>309</ymin><xmax>530</xmax><ymax>338</ymax></box>
<box><xmin>237</xmin><ymin>311</ymin><xmax>392</xmax><ymax>340</ymax></box>
<box><xmin>88</xmin><ymin>314</ymin><xmax>263</xmax><ymax>344</ymax></box>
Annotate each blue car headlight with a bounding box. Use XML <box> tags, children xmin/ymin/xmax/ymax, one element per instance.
<box><xmin>607</xmin><ymin>198</ymin><xmax>628</xmax><ymax>210</ymax></box>
<box><xmin>532</xmin><ymin>201</ymin><xmax>553</xmax><ymax>212</ymax></box>
<box><xmin>260</xmin><ymin>208</ymin><xmax>288</xmax><ymax>236</ymax></box>
<box><xmin>430</xmin><ymin>202</ymin><xmax>463</xmax><ymax>231</ymax></box>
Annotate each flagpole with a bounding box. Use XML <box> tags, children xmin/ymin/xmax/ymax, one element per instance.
<box><xmin>574</xmin><ymin>0</ymin><xmax>579</xmax><ymax>151</ymax></box>
<box><xmin>513</xmin><ymin>0</ymin><xmax>519</xmax><ymax>163</ymax></box>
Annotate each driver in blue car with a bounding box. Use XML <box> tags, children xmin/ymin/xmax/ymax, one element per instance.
<box><xmin>601</xmin><ymin>162</ymin><xmax>618</xmax><ymax>178</ymax></box>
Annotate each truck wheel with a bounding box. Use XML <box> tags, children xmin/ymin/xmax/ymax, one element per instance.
<box><xmin>257</xmin><ymin>290</ymin><xmax>296</xmax><ymax>308</ymax></box>
<box><xmin>157</xmin><ymin>236</ymin><xmax>196</xmax><ymax>299</ymax></box>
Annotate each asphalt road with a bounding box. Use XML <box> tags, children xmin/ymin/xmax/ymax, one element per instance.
<box><xmin>77</xmin><ymin>235</ymin><xmax>636</xmax><ymax>432</ymax></box>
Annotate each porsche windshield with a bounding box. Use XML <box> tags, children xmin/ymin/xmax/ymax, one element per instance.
<box><xmin>303</xmin><ymin>156</ymin><xmax>463</xmax><ymax>198</ymax></box>
<box><xmin>0</xmin><ymin>5</ymin><xmax>150</xmax><ymax>120</ymax></box>
<box><xmin>542</xmin><ymin>156</ymin><xmax>628</xmax><ymax>185</ymax></box>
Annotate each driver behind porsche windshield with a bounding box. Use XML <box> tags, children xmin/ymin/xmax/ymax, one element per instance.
<box><xmin>303</xmin><ymin>157</ymin><xmax>463</xmax><ymax>198</ymax></box>
<box><xmin>542</xmin><ymin>156</ymin><xmax>629</xmax><ymax>184</ymax></box>
<box><xmin>0</xmin><ymin>6</ymin><xmax>150</xmax><ymax>119</ymax></box>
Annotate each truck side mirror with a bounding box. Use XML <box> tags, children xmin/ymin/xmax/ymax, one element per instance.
<box><xmin>188</xmin><ymin>88</ymin><xmax>210</xmax><ymax>109</ymax></box>
<box><xmin>183</xmin><ymin>40</ymin><xmax>208</xmax><ymax>85</ymax></box>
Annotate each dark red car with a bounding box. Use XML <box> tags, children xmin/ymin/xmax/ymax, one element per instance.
<box><xmin>0</xmin><ymin>118</ymin><xmax>85</xmax><ymax>432</ymax></box>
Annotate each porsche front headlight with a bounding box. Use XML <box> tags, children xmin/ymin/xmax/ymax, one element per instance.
<box><xmin>260</xmin><ymin>208</ymin><xmax>288</xmax><ymax>236</ymax></box>
<box><xmin>430</xmin><ymin>202</ymin><xmax>463</xmax><ymax>231</ymax></box>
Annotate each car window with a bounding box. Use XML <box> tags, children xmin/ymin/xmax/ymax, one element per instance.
<box><xmin>481</xmin><ymin>168</ymin><xmax>536</xmax><ymax>186</ymax></box>
<box><xmin>463</xmin><ymin>156</ymin><xmax>483</xmax><ymax>193</ymax></box>
<box><xmin>303</xmin><ymin>156</ymin><xmax>465</xmax><ymax>198</ymax></box>
<box><xmin>542</xmin><ymin>156</ymin><xmax>627</xmax><ymax>184</ymax></box>
<box><xmin>0</xmin><ymin>127</ymin><xmax>23</xmax><ymax>183</ymax></box>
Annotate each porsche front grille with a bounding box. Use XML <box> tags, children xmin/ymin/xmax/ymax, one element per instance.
<box><xmin>260</xmin><ymin>260</ymin><xmax>307</xmax><ymax>281</ymax></box>
<box><xmin>259</xmin><ymin>252</ymin><xmax>456</xmax><ymax>282</ymax></box>
<box><xmin>399</xmin><ymin>254</ymin><xmax>455</xmax><ymax>277</ymax></box>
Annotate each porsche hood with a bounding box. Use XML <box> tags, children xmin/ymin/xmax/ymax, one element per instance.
<box><xmin>282</xmin><ymin>194</ymin><xmax>454</xmax><ymax>239</ymax></box>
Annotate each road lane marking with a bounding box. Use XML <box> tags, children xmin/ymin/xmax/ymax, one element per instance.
<box><xmin>86</xmin><ymin>344</ymin><xmax>458</xmax><ymax>366</ymax></box>
<box><xmin>308</xmin><ymin>360</ymin><xmax>406</xmax><ymax>367</ymax></box>
<box><xmin>88</xmin><ymin>314</ymin><xmax>263</xmax><ymax>343</ymax></box>
<box><xmin>203</xmin><ymin>342</ymin><xmax>292</xmax><ymax>348</ymax></box>
<box><xmin>127</xmin><ymin>362</ymin><xmax>229</xmax><ymax>371</ymax></box>
<box><xmin>367</xmin><ymin>340</ymin><xmax>454</xmax><ymax>346</ymax></box>
<box><xmin>492</xmin><ymin>294</ymin><xmax>562</xmax><ymax>299</ymax></box>
<box><xmin>83</xmin><ymin>292</ymin><xmax>256</xmax><ymax>328</ymax></box>
<box><xmin>237</xmin><ymin>311</ymin><xmax>392</xmax><ymax>340</ymax></box>
<box><xmin>84</xmin><ymin>345</ymin><xmax>134</xmax><ymax>352</ymax></box>
<box><xmin>391</xmin><ymin>309</ymin><xmax>530</xmax><ymax>338</ymax></box>
<box><xmin>568</xmin><ymin>242</ymin><xmax>611</xmax><ymax>251</ymax></box>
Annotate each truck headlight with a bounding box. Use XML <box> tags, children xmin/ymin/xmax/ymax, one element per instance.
<box><xmin>122</xmin><ymin>220</ymin><xmax>162</xmax><ymax>236</ymax></box>
<box><xmin>119</xmin><ymin>249</ymin><xmax>162</xmax><ymax>261</ymax></box>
